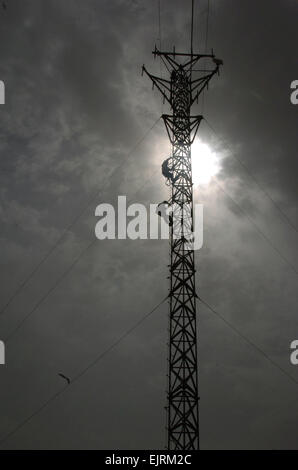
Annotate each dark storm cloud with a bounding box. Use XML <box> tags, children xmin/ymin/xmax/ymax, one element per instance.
<box><xmin>205</xmin><ymin>0</ymin><xmax>298</xmax><ymax>206</ymax></box>
<box><xmin>0</xmin><ymin>0</ymin><xmax>297</xmax><ymax>450</ymax></box>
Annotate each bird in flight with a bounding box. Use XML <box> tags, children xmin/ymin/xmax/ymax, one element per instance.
<box><xmin>58</xmin><ymin>373</ymin><xmax>71</xmax><ymax>385</ymax></box>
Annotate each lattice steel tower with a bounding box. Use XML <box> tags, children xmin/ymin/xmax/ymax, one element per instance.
<box><xmin>143</xmin><ymin>46</ymin><xmax>222</xmax><ymax>449</ymax></box>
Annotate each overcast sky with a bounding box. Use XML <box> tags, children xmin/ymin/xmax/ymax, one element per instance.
<box><xmin>0</xmin><ymin>0</ymin><xmax>297</xmax><ymax>450</ymax></box>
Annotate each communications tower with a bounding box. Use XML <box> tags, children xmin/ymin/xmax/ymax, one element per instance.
<box><xmin>143</xmin><ymin>43</ymin><xmax>222</xmax><ymax>449</ymax></box>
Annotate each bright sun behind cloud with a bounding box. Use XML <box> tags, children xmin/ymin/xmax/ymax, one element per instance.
<box><xmin>191</xmin><ymin>140</ymin><xmax>220</xmax><ymax>187</ymax></box>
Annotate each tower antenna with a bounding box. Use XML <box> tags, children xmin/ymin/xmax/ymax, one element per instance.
<box><xmin>142</xmin><ymin>8</ymin><xmax>223</xmax><ymax>450</ymax></box>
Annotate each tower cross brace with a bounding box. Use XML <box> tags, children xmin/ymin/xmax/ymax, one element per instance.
<box><xmin>143</xmin><ymin>46</ymin><xmax>222</xmax><ymax>450</ymax></box>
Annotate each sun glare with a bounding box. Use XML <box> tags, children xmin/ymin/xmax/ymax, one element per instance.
<box><xmin>191</xmin><ymin>140</ymin><xmax>220</xmax><ymax>187</ymax></box>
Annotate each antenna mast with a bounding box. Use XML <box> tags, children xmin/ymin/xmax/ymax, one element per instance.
<box><xmin>143</xmin><ymin>1</ymin><xmax>222</xmax><ymax>450</ymax></box>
